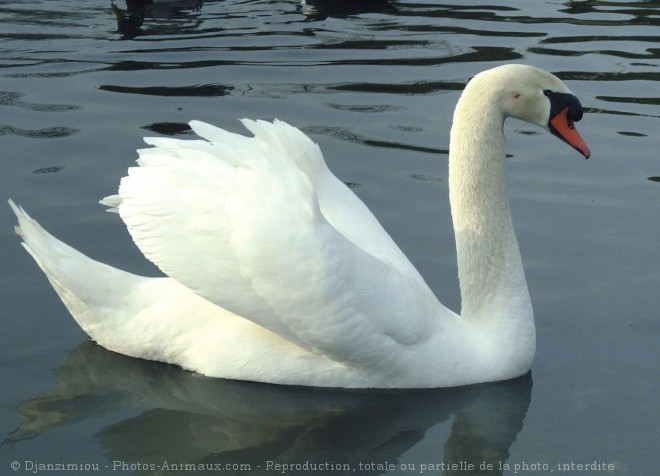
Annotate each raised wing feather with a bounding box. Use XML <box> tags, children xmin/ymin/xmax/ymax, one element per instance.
<box><xmin>239</xmin><ymin>120</ymin><xmax>428</xmax><ymax>284</ymax></box>
<box><xmin>107</xmin><ymin>120</ymin><xmax>449</xmax><ymax>364</ymax></box>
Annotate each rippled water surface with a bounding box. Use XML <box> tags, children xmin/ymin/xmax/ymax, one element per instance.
<box><xmin>1</xmin><ymin>1</ymin><xmax>658</xmax><ymax>474</ymax></box>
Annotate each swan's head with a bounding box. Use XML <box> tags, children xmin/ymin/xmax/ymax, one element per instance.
<box><xmin>471</xmin><ymin>64</ymin><xmax>591</xmax><ymax>158</ymax></box>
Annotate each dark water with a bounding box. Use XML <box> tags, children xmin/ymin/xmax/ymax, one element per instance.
<box><xmin>1</xmin><ymin>1</ymin><xmax>658</xmax><ymax>475</ymax></box>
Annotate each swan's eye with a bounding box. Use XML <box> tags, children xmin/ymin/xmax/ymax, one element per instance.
<box><xmin>543</xmin><ymin>89</ymin><xmax>552</xmax><ymax>97</ymax></box>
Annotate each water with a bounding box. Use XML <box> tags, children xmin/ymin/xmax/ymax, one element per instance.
<box><xmin>1</xmin><ymin>0</ymin><xmax>658</xmax><ymax>474</ymax></box>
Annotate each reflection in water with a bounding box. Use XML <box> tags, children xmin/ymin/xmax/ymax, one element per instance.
<box><xmin>0</xmin><ymin>91</ymin><xmax>78</xmax><ymax>112</ymax></box>
<box><xmin>300</xmin><ymin>0</ymin><xmax>398</xmax><ymax>21</ymax></box>
<box><xmin>111</xmin><ymin>0</ymin><xmax>205</xmax><ymax>39</ymax></box>
<box><xmin>0</xmin><ymin>125</ymin><xmax>77</xmax><ymax>139</ymax></box>
<box><xmin>32</xmin><ymin>166</ymin><xmax>65</xmax><ymax>174</ymax></box>
<box><xmin>6</xmin><ymin>342</ymin><xmax>532</xmax><ymax>475</ymax></box>
<box><xmin>99</xmin><ymin>83</ymin><xmax>232</xmax><ymax>97</ymax></box>
<box><xmin>2</xmin><ymin>0</ymin><xmax>657</xmax><ymax>473</ymax></box>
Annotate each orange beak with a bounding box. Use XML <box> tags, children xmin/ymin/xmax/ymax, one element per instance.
<box><xmin>549</xmin><ymin>107</ymin><xmax>591</xmax><ymax>159</ymax></box>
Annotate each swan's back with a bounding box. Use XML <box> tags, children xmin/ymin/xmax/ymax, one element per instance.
<box><xmin>102</xmin><ymin>120</ymin><xmax>453</xmax><ymax>371</ymax></box>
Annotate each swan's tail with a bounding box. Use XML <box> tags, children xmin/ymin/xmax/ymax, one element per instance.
<box><xmin>9</xmin><ymin>199</ymin><xmax>147</xmax><ymax>338</ymax></box>
<box><xmin>8</xmin><ymin>200</ymin><xmax>331</xmax><ymax>381</ymax></box>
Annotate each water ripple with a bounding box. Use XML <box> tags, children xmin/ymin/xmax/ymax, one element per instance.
<box><xmin>0</xmin><ymin>1</ymin><xmax>658</xmax><ymax>474</ymax></box>
<box><xmin>0</xmin><ymin>124</ymin><xmax>78</xmax><ymax>138</ymax></box>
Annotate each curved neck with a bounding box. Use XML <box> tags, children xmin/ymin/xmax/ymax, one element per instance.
<box><xmin>448</xmin><ymin>92</ymin><xmax>532</xmax><ymax>324</ymax></box>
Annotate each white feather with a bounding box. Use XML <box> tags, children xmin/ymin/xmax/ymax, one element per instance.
<box><xmin>10</xmin><ymin>65</ymin><xmax>588</xmax><ymax>388</ymax></box>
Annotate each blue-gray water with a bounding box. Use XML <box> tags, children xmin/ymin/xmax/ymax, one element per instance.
<box><xmin>1</xmin><ymin>1</ymin><xmax>658</xmax><ymax>475</ymax></box>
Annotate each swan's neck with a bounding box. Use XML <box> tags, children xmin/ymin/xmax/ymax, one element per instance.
<box><xmin>448</xmin><ymin>92</ymin><xmax>533</xmax><ymax>327</ymax></box>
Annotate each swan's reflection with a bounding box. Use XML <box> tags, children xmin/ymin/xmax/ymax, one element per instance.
<box><xmin>7</xmin><ymin>342</ymin><xmax>531</xmax><ymax>475</ymax></box>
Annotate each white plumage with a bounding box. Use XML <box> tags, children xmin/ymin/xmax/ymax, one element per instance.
<box><xmin>10</xmin><ymin>64</ymin><xmax>590</xmax><ymax>388</ymax></box>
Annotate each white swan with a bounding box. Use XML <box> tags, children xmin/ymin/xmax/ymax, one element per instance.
<box><xmin>10</xmin><ymin>64</ymin><xmax>590</xmax><ymax>388</ymax></box>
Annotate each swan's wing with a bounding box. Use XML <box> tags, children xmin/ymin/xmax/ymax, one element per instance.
<box><xmin>238</xmin><ymin>120</ymin><xmax>428</xmax><ymax>285</ymax></box>
<box><xmin>105</xmin><ymin>120</ymin><xmax>449</xmax><ymax>363</ymax></box>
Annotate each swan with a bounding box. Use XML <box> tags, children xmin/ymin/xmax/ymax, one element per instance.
<box><xmin>9</xmin><ymin>64</ymin><xmax>590</xmax><ymax>388</ymax></box>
